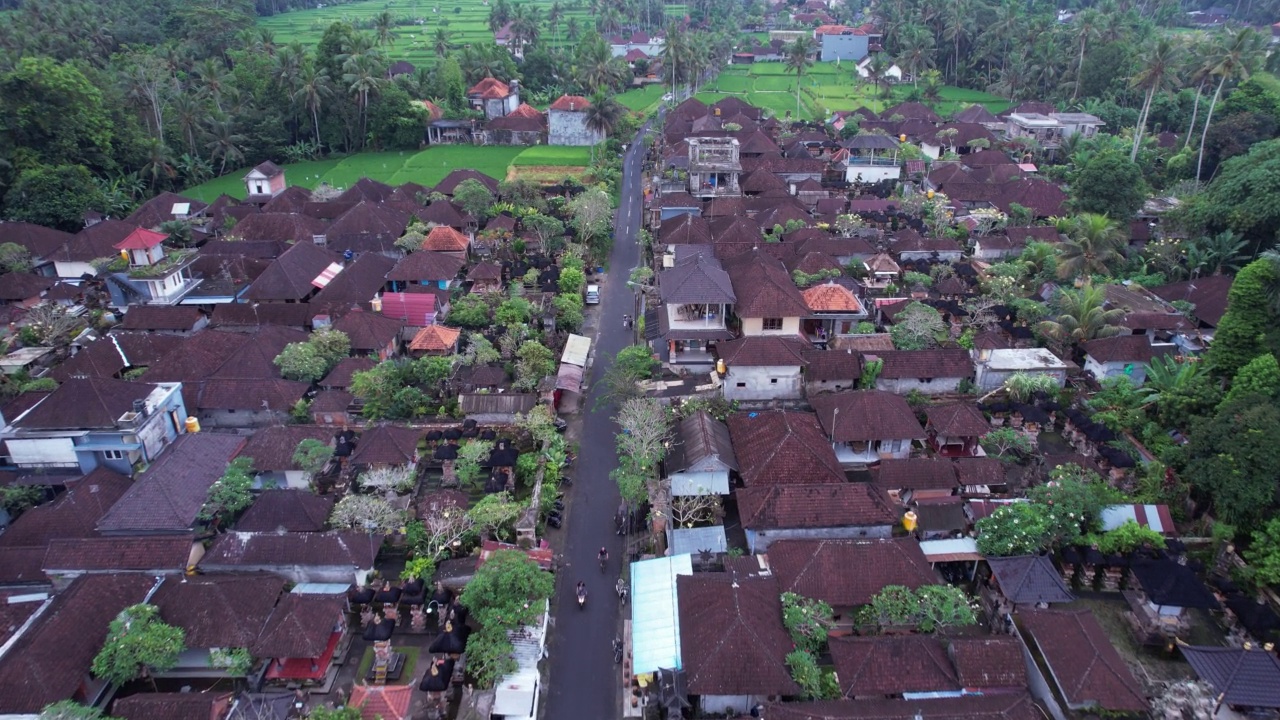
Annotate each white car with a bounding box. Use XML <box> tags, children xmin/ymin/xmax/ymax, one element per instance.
<box><xmin>585</xmin><ymin>285</ymin><xmax>600</xmax><ymax>304</ymax></box>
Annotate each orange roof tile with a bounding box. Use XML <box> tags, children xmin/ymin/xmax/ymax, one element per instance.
<box><xmin>803</xmin><ymin>282</ymin><xmax>862</xmax><ymax>312</ymax></box>
<box><xmin>114</xmin><ymin>227</ymin><xmax>168</xmax><ymax>250</ymax></box>
<box><xmin>422</xmin><ymin>225</ymin><xmax>469</xmax><ymax>252</ymax></box>
<box><xmin>549</xmin><ymin>94</ymin><xmax>591</xmax><ymax>112</ymax></box>
<box><xmin>468</xmin><ymin>77</ymin><xmax>512</xmax><ymax>100</ymax></box>
<box><xmin>409</xmin><ymin>325</ymin><xmax>461</xmax><ymax>352</ymax></box>
<box><xmin>508</xmin><ymin>103</ymin><xmax>544</xmax><ymax>119</ymax></box>
<box><xmin>349</xmin><ymin>684</ymin><xmax>412</xmax><ymax>720</ymax></box>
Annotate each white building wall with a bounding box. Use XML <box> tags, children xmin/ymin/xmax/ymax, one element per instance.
<box><xmin>745</xmin><ymin>524</ymin><xmax>894</xmax><ymax>553</ymax></box>
<box><xmin>875</xmin><ymin>376</ymin><xmax>965</xmax><ymax>395</ymax></box>
<box><xmin>739</xmin><ymin>316</ymin><xmax>801</xmax><ymax>337</ymax></box>
<box><xmin>1083</xmin><ymin>356</ymin><xmax>1148</xmax><ymax>384</ymax></box>
<box><xmin>548</xmin><ymin>110</ymin><xmax>604</xmax><ymax>146</ymax></box>
<box><xmin>845</xmin><ymin>164</ymin><xmax>902</xmax><ymax>183</ymax></box>
<box><xmin>722</xmin><ymin>365</ymin><xmax>803</xmax><ymax>401</ymax></box>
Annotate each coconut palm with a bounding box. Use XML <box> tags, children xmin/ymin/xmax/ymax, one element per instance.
<box><xmin>1187</xmin><ymin>230</ymin><xmax>1248</xmax><ymax>277</ymax></box>
<box><xmin>295</xmin><ymin>62</ymin><xmax>333</xmax><ymax>147</ymax></box>
<box><xmin>1070</xmin><ymin>8</ymin><xmax>1099</xmax><ymax>100</ymax></box>
<box><xmin>1129</xmin><ymin>37</ymin><xmax>1180</xmax><ymax>162</ymax></box>
<box><xmin>941</xmin><ymin>0</ymin><xmax>975</xmax><ymax>83</ymax></box>
<box><xmin>204</xmin><ymin>118</ymin><xmax>246</xmax><ymax>175</ymax></box>
<box><xmin>169</xmin><ymin>92</ymin><xmax>205</xmax><ymax>158</ymax></box>
<box><xmin>433</xmin><ymin>28</ymin><xmax>452</xmax><ymax>58</ymax></box>
<box><xmin>784</xmin><ymin>36</ymin><xmax>815</xmax><ymax>119</ymax></box>
<box><xmin>548</xmin><ymin>1</ymin><xmax>564</xmax><ymax>45</ymax></box>
<box><xmin>1197</xmin><ymin>27</ymin><xmax>1266</xmax><ymax>182</ymax></box>
<box><xmin>194</xmin><ymin>57</ymin><xmax>229</xmax><ymax>113</ymax></box>
<box><xmin>1036</xmin><ymin>283</ymin><xmax>1125</xmax><ymax>350</ymax></box>
<box><xmin>1182</xmin><ymin>36</ymin><xmax>1217</xmax><ymax>150</ymax></box>
<box><xmin>1056</xmin><ymin>213</ymin><xmax>1125</xmax><ymax>280</ymax></box>
<box><xmin>343</xmin><ymin>52</ymin><xmax>385</xmax><ymax>146</ymax></box>
<box><xmin>374</xmin><ymin>12</ymin><xmax>396</xmax><ymax>47</ymax></box>
<box><xmin>896</xmin><ymin>24</ymin><xmax>936</xmax><ymax>86</ymax></box>
<box><xmin>140</xmin><ymin>139</ymin><xmax>177</xmax><ymax>190</ymax></box>
<box><xmin>584</xmin><ymin>91</ymin><xmax>624</xmax><ymax>161</ymax></box>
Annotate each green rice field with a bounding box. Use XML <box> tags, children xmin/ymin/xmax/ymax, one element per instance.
<box><xmin>510</xmin><ymin>145</ymin><xmax>592</xmax><ymax>166</ymax></box>
<box><xmin>258</xmin><ymin>0</ymin><xmax>687</xmax><ymax>69</ymax></box>
<box><xmin>183</xmin><ymin>145</ymin><xmax>525</xmax><ymax>201</ymax></box>
<box><xmin>616</xmin><ymin>83</ymin><xmax>667</xmax><ymax>113</ymax></box>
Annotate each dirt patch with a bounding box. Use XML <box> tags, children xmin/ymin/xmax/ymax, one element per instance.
<box><xmin>506</xmin><ymin>165</ymin><xmax>589</xmax><ymax>183</ymax></box>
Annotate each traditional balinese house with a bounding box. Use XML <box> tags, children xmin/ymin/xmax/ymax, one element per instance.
<box><xmin>810</xmin><ymin>391</ymin><xmax>926</xmax><ymax>465</ymax></box>
<box><xmin>925</xmin><ymin>403</ymin><xmax>990</xmax><ymax>457</ymax></box>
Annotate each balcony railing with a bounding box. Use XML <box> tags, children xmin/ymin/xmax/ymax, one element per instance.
<box><xmin>846</xmin><ymin>157</ymin><xmax>900</xmax><ymax>167</ymax></box>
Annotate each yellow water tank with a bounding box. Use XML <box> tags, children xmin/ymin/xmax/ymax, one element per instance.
<box><xmin>715</xmin><ymin>358</ymin><xmax>727</xmax><ymax>375</ymax></box>
<box><xmin>184</xmin><ymin>416</ymin><xmax>201</xmax><ymax>433</ymax></box>
<box><xmin>902</xmin><ymin>510</ymin><xmax>918</xmax><ymax>532</ymax></box>
<box><xmin>899</xmin><ymin>134</ymin><xmax>907</xmax><ymax>142</ymax></box>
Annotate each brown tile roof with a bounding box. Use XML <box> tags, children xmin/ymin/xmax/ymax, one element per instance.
<box><xmin>59</xmin><ymin>219</ymin><xmax>137</xmax><ymax>262</ymax></box>
<box><xmin>388</xmin><ymin>250</ymin><xmax>466</xmax><ymax>282</ymax></box>
<box><xmin>811</xmin><ymin>391</ymin><xmax>926</xmax><ymax>442</ymax></box>
<box><xmin>332</xmin><ymin>306</ymin><xmax>403</xmax><ymax>351</ymax></box>
<box><xmin>0</xmin><ymin>546</ymin><xmax>49</xmax><ymax>585</ymax></box>
<box><xmin>1081</xmin><ymin>334</ymin><xmax>1173</xmax><ymax>363</ymax></box>
<box><xmin>143</xmin><ymin>327</ymin><xmax>309</xmax><ymax>385</ymax></box>
<box><xmin>677</xmin><ymin>574</ymin><xmax>799</xmax><ymax>696</ymax></box>
<box><xmin>1020</xmin><ymin>609</ymin><xmax>1148</xmax><ymax>712</ymax></box>
<box><xmin>738</xmin><ymin>483</ymin><xmax>899</xmax><ymax>533</ymax></box>
<box><xmin>202</xmin><ymin>531</ymin><xmax>379</xmax><ymax>570</ymax></box>
<box><xmin>0</xmin><ymin>574</ymin><xmax>154</xmax><ymax>713</ymax></box>
<box><xmin>488</xmin><ymin>113</ymin><xmax>545</xmax><ymax>132</ymax></box>
<box><xmin>336</xmin><ymin>178</ymin><xmax>396</xmax><ymax>204</ymax></box>
<box><xmin>0</xmin><ymin>468</ymin><xmax>131</xmax><ymax>549</ymax></box>
<box><xmin>43</xmin><ymin>535</ymin><xmax>195</xmax><ymax>573</ymax></box>
<box><xmin>198</xmin><ymin>378</ymin><xmax>309</xmax><ymax>412</ymax></box>
<box><xmin>112</xmin><ymin>692</ymin><xmax>233</xmax><ymax>720</ymax></box>
<box><xmin>753</xmin><ymin>694</ymin><xmax>1045</xmax><ymax>720</ymax></box>
<box><xmin>955</xmin><ymin>457</ymin><xmax>1006</xmax><ymax>488</ymax></box>
<box><xmin>0</xmin><ymin>592</ymin><xmax>44</xmax><ymax>647</ymax></box>
<box><xmin>660</xmin><ymin>213</ymin><xmax>713</xmax><ymax>244</ymax></box>
<box><xmin>883</xmin><ymin>101</ymin><xmax>943</xmax><ymax>123</ymax></box>
<box><xmin>659</xmin><ymin>254</ymin><xmax>735</xmax><ymax>304</ymax></box>
<box><xmin>987</xmin><ymin>555</ymin><xmax>1075</xmax><ymax>605</ymax></box>
<box><xmin>831</xmin><ymin>635</ymin><xmax>960</xmax><ymax>696</ymax></box>
<box><xmin>767</xmin><ymin>538</ymin><xmax>936</xmax><ymax>606</ymax></box>
<box><xmin>839</xmin><ymin>334</ymin><xmax>896</xmax><ymax>352</ymax></box>
<box><xmin>251</xmin><ymin>592</ymin><xmax>347</xmax><ymax>658</ymax></box>
<box><xmin>349</xmin><ymin>424</ymin><xmax>421</xmax><ymax>466</ymax></box>
<box><xmin>741</xmin><ymin>169</ymin><xmax>789</xmax><ymax>194</ymax></box>
<box><xmin>321</xmin><ymin>356</ymin><xmax>377</xmax><ymax>389</ymax></box>
<box><xmin>434</xmin><ymin>169</ymin><xmax>500</xmax><ymax>196</ymax></box>
<box><xmin>0</xmin><ymin>221</ymin><xmax>74</xmax><ymax>259</ymax></box>
<box><xmin>789</xmin><ymin>251</ymin><xmax>843</xmax><ymax>276</ymax></box>
<box><xmin>153</xmin><ymin>573</ymin><xmax>286</xmax><ymax>648</ymax></box>
<box><xmin>710</xmin><ymin>214</ymin><xmax>764</xmax><ymax>244</ymax></box>
<box><xmin>467</xmin><ymin>260</ymin><xmax>503</xmax><ymax>281</ymax></box>
<box><xmin>409</xmin><ymin>324</ymin><xmax>461</xmax><ymax>352</ymax></box>
<box><xmin>803</xmin><ymin>347</ymin><xmax>863</xmax><ymax>381</ymax></box>
<box><xmin>893</xmin><ymin>230</ymin><xmax>964</xmax><ymax>255</ymax></box>
<box><xmin>417</xmin><ymin>199</ymin><xmax>468</xmax><ymax>227</ymax></box>
<box><xmin>423</xmin><ymin>225</ymin><xmax>470</xmax><ymax>252</ymax></box>
<box><xmin>228</xmin><ymin>212</ymin><xmax>328</xmax><ymax>244</ymax></box>
<box><xmin>237</xmin><ymin>425</ymin><xmax>333</xmax><ymax>472</ymax></box>
<box><xmin>0</xmin><ymin>272</ymin><xmax>53</xmax><ymax>300</ymax></box>
<box><xmin>246</xmin><ymin>241</ymin><xmax>342</xmax><ymax>302</ymax></box>
<box><xmin>209</xmin><ymin>302</ymin><xmax>314</xmax><ymax>329</ymax></box>
<box><xmin>877</xmin><ymin>349</ymin><xmax>973</xmax><ymax>379</ymax></box>
<box><xmin>726</xmin><ymin>411</ymin><xmax>845</xmax><ymax>486</ymax></box>
<box><xmin>925</xmin><ymin>403</ymin><xmax>990</xmax><ymax>438</ymax></box>
<box><xmin>949</xmin><ymin>637</ymin><xmax>1029</xmax><ymax>688</ymax></box>
<box><xmin>717</xmin><ymin>335</ymin><xmax>811</xmax><ymax>367</ymax></box>
<box><xmin>11</xmin><ymin>377</ymin><xmax>157</xmax><ymax>430</ymax></box>
<box><xmin>468</xmin><ymin>77</ymin><xmax>512</xmax><ymax>99</ymax></box>
<box><xmin>119</xmin><ymin>305</ymin><xmax>204</xmax><ymax>331</ymax></box>
<box><xmin>962</xmin><ymin>149</ymin><xmax>1016</xmax><ymax>167</ymax></box>
<box><xmin>727</xmin><ymin>250</ymin><xmax>810</xmax><ymax>318</ymax></box>
<box><xmin>876</xmin><ymin>457</ymin><xmax>959</xmax><ymax>491</ymax></box>
<box><xmin>804</xmin><ymin>282</ymin><xmax>862</xmax><ymax>312</ymax></box>
<box><xmin>125</xmin><ymin>192</ymin><xmax>207</xmax><ymax>229</ymax></box>
<box><xmin>311</xmin><ymin>253</ymin><xmax>396</xmax><ymax>310</ymax></box>
<box><xmin>97</xmin><ymin>432</ymin><xmax>244</xmax><ymax>533</ymax></box>
<box><xmin>236</xmin><ymin>490</ymin><xmax>335</xmax><ymax>533</ymax></box>
<box><xmin>1152</xmin><ymin>273</ymin><xmax>1233</xmax><ymax>327</ymax></box>
<box><xmin>311</xmin><ymin>388</ymin><xmax>354</xmax><ymax>414</ymax></box>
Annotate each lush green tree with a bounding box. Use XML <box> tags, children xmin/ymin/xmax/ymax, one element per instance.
<box><xmin>467</xmin><ymin>491</ymin><xmax>525</xmax><ymax>541</ymax></box>
<box><xmin>552</xmin><ymin>293</ymin><xmax>584</xmax><ymax>333</ymax></box>
<box><xmin>615</xmin><ymin>345</ymin><xmax>659</xmax><ymax>380</ymax></box>
<box><xmin>1070</xmin><ymin>155</ymin><xmax>1141</xmax><ymax>222</ymax></box>
<box><xmin>309</xmin><ymin>708</ymin><xmax>363</xmax><ymax>720</ymax></box>
<box><xmin>780</xmin><ymin>592</ymin><xmax>833</xmax><ymax>655</ymax></box>
<box><xmin>863</xmin><ymin>584</ymin><xmax>977</xmax><ymax>632</ymax></box>
<box><xmin>1096</xmin><ymin>520</ymin><xmax>1167</xmax><ymax>555</ymax></box>
<box><xmin>887</xmin><ymin>302</ymin><xmax>944</xmax><ymax>350</ymax></box>
<box><xmin>293</xmin><ymin>438</ymin><xmax>332</xmax><ymax>479</ymax></box>
<box><xmin>1182</xmin><ymin>139</ymin><xmax>1280</xmax><ymax>249</ymax></box>
<box><xmin>39</xmin><ymin>701</ymin><xmax>112</xmax><ymax>720</ymax></box>
<box><xmin>514</xmin><ymin>340</ymin><xmax>555</xmax><ymax>391</ymax></box>
<box><xmin>199</xmin><ymin>456</ymin><xmax>256</xmax><ymax>523</ymax></box>
<box><xmin>1224</xmin><ymin>354</ymin><xmax>1280</xmax><ymax>406</ymax></box>
<box><xmin>979</xmin><ymin>428</ymin><xmax>1035</xmax><ymax>461</ymax></box>
<box><xmin>329</xmin><ymin>494</ymin><xmax>404</xmax><ymax>532</ymax></box>
<box><xmin>1058</xmin><ymin>213</ymin><xmax>1127</xmax><ymax>282</ymax></box>
<box><xmin>558</xmin><ymin>266</ymin><xmax>586</xmax><ymax>295</ymax></box>
<box><xmin>0</xmin><ymin>57</ymin><xmax>114</xmax><ymax>171</ymax></box>
<box><xmin>459</xmin><ymin>333</ymin><xmax>500</xmax><ymax>366</ymax></box>
<box><xmin>786</xmin><ymin>649</ymin><xmax>839</xmax><ymax>700</ymax></box>
<box><xmin>976</xmin><ymin>502</ymin><xmax>1058</xmax><ymax>556</ymax></box>
<box><xmin>91</xmin><ymin>604</ymin><xmax>185</xmax><ymax>686</ymax></box>
<box><xmin>0</xmin><ymin>243</ymin><xmax>32</xmax><ymax>273</ymax></box>
<box><xmin>1196</xmin><ymin>27</ymin><xmax>1267</xmax><ymax>183</ymax></box>
<box><xmin>1244</xmin><ymin>516</ymin><xmax>1280</xmax><ymax>587</ymax></box>
<box><xmin>1130</xmin><ymin>38</ymin><xmax>1181</xmax><ymax>162</ymax></box>
<box><xmin>459</xmin><ymin>549</ymin><xmax>554</xmax><ymax>687</ymax></box>
<box><xmin>1141</xmin><ymin>354</ymin><xmax>1221</xmax><ymax>427</ymax></box>
<box><xmin>4</xmin><ymin>164</ymin><xmax>102</xmax><ymax>231</ymax></box>
<box><xmin>1207</xmin><ymin>259</ymin><xmax>1280</xmax><ymax>378</ymax></box>
<box><xmin>566</xmin><ymin>188</ymin><xmax>613</xmax><ymax>261</ymax></box>
<box><xmin>495</xmin><ymin>297</ymin><xmax>534</xmax><ymax>326</ymax></box>
<box><xmin>453</xmin><ymin>178</ymin><xmax>495</xmax><ymax>220</ymax></box>
<box><xmin>1185</xmin><ymin>395</ymin><xmax>1280</xmax><ymax>526</ymax></box>
<box><xmin>447</xmin><ymin>294</ymin><xmax>493</xmax><ymax>329</ymax></box>
<box><xmin>273</xmin><ymin>342</ymin><xmax>328</xmax><ymax>382</ymax></box>
<box><xmin>1036</xmin><ymin>283</ymin><xmax>1125</xmax><ymax>350</ymax></box>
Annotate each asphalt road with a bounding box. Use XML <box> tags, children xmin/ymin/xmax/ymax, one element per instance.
<box><xmin>542</xmin><ymin>119</ymin><xmax>654</xmax><ymax>719</ymax></box>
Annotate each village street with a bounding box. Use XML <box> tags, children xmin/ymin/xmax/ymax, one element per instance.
<box><xmin>542</xmin><ymin>118</ymin><xmax>653</xmax><ymax>719</ymax></box>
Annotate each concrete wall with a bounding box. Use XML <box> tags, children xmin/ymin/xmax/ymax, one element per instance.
<box><xmin>722</xmin><ymin>365</ymin><xmax>803</xmax><ymax>401</ymax></box>
<box><xmin>975</xmin><ymin>366</ymin><xmax>1067</xmax><ymax>393</ymax></box>
<box><xmin>740</xmin><ymin>316</ymin><xmax>801</xmax><ymax>337</ymax></box>
<box><xmin>548</xmin><ymin>110</ymin><xmax>604</xmax><ymax>146</ymax></box>
<box><xmin>820</xmin><ymin>34</ymin><xmax>869</xmax><ymax>62</ymax></box>
<box><xmin>1083</xmin><ymin>356</ymin><xmax>1147</xmax><ymax>384</ymax></box>
<box><xmin>745</xmin><ymin>524</ymin><xmax>893</xmax><ymax>553</ymax></box>
<box><xmin>845</xmin><ymin>164</ymin><xmax>902</xmax><ymax>184</ymax></box>
<box><xmin>1010</xmin><ymin>618</ymin><xmax>1068</xmax><ymax>720</ymax></box>
<box><xmin>805</xmin><ymin>378</ymin><xmax>860</xmax><ymax>396</ymax></box>
<box><xmin>200</xmin><ymin>408</ymin><xmax>294</xmax><ymax>429</ymax></box>
<box><xmin>899</xmin><ymin>250</ymin><xmax>963</xmax><ymax>262</ymax></box>
<box><xmin>876</xmin><ymin>376</ymin><xmax>966</xmax><ymax>395</ymax></box>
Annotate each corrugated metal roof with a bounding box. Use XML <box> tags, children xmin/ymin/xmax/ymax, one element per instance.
<box><xmin>379</xmin><ymin>292</ymin><xmax>437</xmax><ymax>326</ymax></box>
<box><xmin>670</xmin><ymin>526</ymin><xmax>728</xmax><ymax>556</ymax></box>
<box><xmin>669</xmin><ymin>470</ymin><xmax>729</xmax><ymax>496</ymax></box>
<box><xmin>631</xmin><ymin>554</ymin><xmax>694</xmax><ymax>675</ymax></box>
<box><xmin>918</xmin><ymin>537</ymin><xmax>981</xmax><ymax>562</ymax></box>
<box><xmin>292</xmin><ymin>583</ymin><xmax>351</xmax><ymax>595</ymax></box>
<box><xmin>493</xmin><ymin>602</ymin><xmax>548</xmax><ymax>718</ymax></box>
<box><xmin>1101</xmin><ymin>504</ymin><xmax>1176</xmax><ymax>534</ymax></box>
<box><xmin>561</xmin><ymin>334</ymin><xmax>591</xmax><ymax>367</ymax></box>
<box><xmin>555</xmin><ymin>363</ymin><xmax>583</xmax><ymax>392</ymax></box>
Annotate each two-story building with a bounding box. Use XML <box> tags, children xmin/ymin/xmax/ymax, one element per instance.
<box><xmin>1004</xmin><ymin>113</ymin><xmax>1063</xmax><ymax>150</ymax></box>
<box><xmin>654</xmin><ymin>251</ymin><xmax>736</xmax><ymax>367</ymax></box>
<box><xmin>843</xmin><ymin>134</ymin><xmax>902</xmax><ymax>184</ymax></box>
<box><xmin>467</xmin><ymin>78</ymin><xmax>521</xmax><ymax>120</ymax></box>
<box><xmin>105</xmin><ymin>228</ymin><xmax>201</xmax><ymax>308</ymax></box>
<box><xmin>548</xmin><ymin>95</ymin><xmax>604</xmax><ymax>146</ymax></box>
<box><xmin>726</xmin><ymin>250</ymin><xmax>810</xmax><ymax>338</ymax></box>
<box><xmin>687</xmin><ymin>137</ymin><xmax>742</xmax><ymax>198</ymax></box>
<box><xmin>0</xmin><ymin>378</ymin><xmax>187</xmax><ymax>475</ymax></box>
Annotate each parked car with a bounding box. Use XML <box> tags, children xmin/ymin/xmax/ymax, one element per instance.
<box><xmin>585</xmin><ymin>285</ymin><xmax>600</xmax><ymax>304</ymax></box>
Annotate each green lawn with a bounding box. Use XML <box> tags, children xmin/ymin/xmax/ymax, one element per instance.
<box><xmin>184</xmin><ymin>145</ymin><xmax>525</xmax><ymax>201</ymax></box>
<box><xmin>259</xmin><ymin>0</ymin><xmax>687</xmax><ymax>69</ymax></box>
<box><xmin>616</xmin><ymin>84</ymin><xmax>666</xmax><ymax>113</ymax></box>
<box><xmin>511</xmin><ymin>146</ymin><xmax>592</xmax><ymax>166</ymax></box>
<box><xmin>353</xmin><ymin>645</ymin><xmax>421</xmax><ymax>685</ymax></box>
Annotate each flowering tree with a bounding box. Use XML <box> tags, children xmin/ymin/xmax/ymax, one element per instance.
<box><xmin>357</xmin><ymin>466</ymin><xmax>417</xmax><ymax>498</ymax></box>
<box><xmin>863</xmin><ymin>585</ymin><xmax>977</xmax><ymax>632</ymax></box>
<box><xmin>91</xmin><ymin>604</ymin><xmax>185</xmax><ymax>686</ymax></box>
<box><xmin>328</xmin><ymin>495</ymin><xmax>405</xmax><ymax>534</ymax></box>
<box><xmin>409</xmin><ymin>506</ymin><xmax>474</xmax><ymax>561</ymax></box>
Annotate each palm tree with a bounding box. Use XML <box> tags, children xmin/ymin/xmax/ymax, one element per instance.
<box><xmin>343</xmin><ymin>52</ymin><xmax>385</xmax><ymax>147</ymax></box>
<box><xmin>1057</xmin><ymin>213</ymin><xmax>1125</xmax><ymax>280</ymax></box>
<box><xmin>1260</xmin><ymin>249</ymin><xmax>1280</xmax><ymax>314</ymax></box>
<box><xmin>169</xmin><ymin>92</ymin><xmax>204</xmax><ymax>158</ymax></box>
<box><xmin>896</xmin><ymin>24</ymin><xmax>936</xmax><ymax>86</ymax></box>
<box><xmin>204</xmin><ymin>118</ymin><xmax>246</xmax><ymax>175</ymax></box>
<box><xmin>784</xmin><ymin>36</ymin><xmax>815</xmax><ymax>119</ymax></box>
<box><xmin>1188</xmin><ymin>230</ymin><xmax>1248</xmax><ymax>276</ymax></box>
<box><xmin>255</xmin><ymin>28</ymin><xmax>278</xmax><ymax>56</ymax></box>
<box><xmin>584</xmin><ymin>91</ymin><xmax>624</xmax><ymax>161</ymax></box>
<box><xmin>1197</xmin><ymin>27</ymin><xmax>1266</xmax><ymax>182</ymax></box>
<box><xmin>548</xmin><ymin>1</ymin><xmax>564</xmax><ymax>46</ymax></box>
<box><xmin>566</xmin><ymin>17</ymin><xmax>580</xmax><ymax>43</ymax></box>
<box><xmin>941</xmin><ymin>0</ymin><xmax>974</xmax><ymax>83</ymax></box>
<box><xmin>140</xmin><ymin>138</ymin><xmax>177</xmax><ymax>190</ymax></box>
<box><xmin>1129</xmin><ymin>37</ymin><xmax>1180</xmax><ymax>162</ymax></box>
<box><xmin>1070</xmin><ymin>8</ymin><xmax>1099</xmax><ymax>100</ymax></box>
<box><xmin>433</xmin><ymin>28</ymin><xmax>452</xmax><ymax>58</ymax></box>
<box><xmin>194</xmin><ymin>57</ymin><xmax>229</xmax><ymax>113</ymax></box>
<box><xmin>1036</xmin><ymin>283</ymin><xmax>1126</xmax><ymax>350</ymax></box>
<box><xmin>374</xmin><ymin>12</ymin><xmax>396</xmax><ymax>47</ymax></box>
<box><xmin>295</xmin><ymin>62</ymin><xmax>333</xmax><ymax>147</ymax></box>
<box><xmin>661</xmin><ymin>24</ymin><xmax>691</xmax><ymax>97</ymax></box>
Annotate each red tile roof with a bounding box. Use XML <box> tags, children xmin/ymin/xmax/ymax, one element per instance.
<box><xmin>549</xmin><ymin>94</ymin><xmax>591</xmax><ymax>112</ymax></box>
<box><xmin>831</xmin><ymin>635</ymin><xmax>960</xmax><ymax>696</ymax></box>
<box><xmin>949</xmin><ymin>636</ymin><xmax>1029</xmax><ymax>688</ymax></box>
<box><xmin>738</xmin><ymin>483</ymin><xmax>899</xmax><ymax>534</ymax></box>
<box><xmin>1020</xmin><ymin>609</ymin><xmax>1149</xmax><ymax>712</ymax></box>
<box><xmin>677</xmin><ymin>574</ymin><xmax>799</xmax><ymax>696</ymax></box>
<box><xmin>114</xmin><ymin>227</ymin><xmax>168</xmax><ymax>250</ymax></box>
<box><xmin>726</xmin><ymin>250</ymin><xmax>810</xmax><ymax>319</ymax></box>
<box><xmin>333</xmin><ymin>306</ymin><xmax>403</xmax><ymax>351</ymax></box>
<box><xmin>43</xmin><ymin>535</ymin><xmax>195</xmax><ymax>573</ymax></box>
<box><xmin>876</xmin><ymin>349</ymin><xmax>974</xmax><ymax>379</ymax></box>
<box><xmin>236</xmin><ymin>490</ymin><xmax>335</xmax><ymax>533</ymax></box>
<box><xmin>717</xmin><ymin>335</ymin><xmax>811</xmax><ymax>367</ymax></box>
<box><xmin>804</xmin><ymin>282</ymin><xmax>862</xmax><ymax>312</ymax></box>
<box><xmin>726</xmin><ymin>411</ymin><xmax>845</xmax><ymax>486</ymax></box>
<box><xmin>876</xmin><ymin>457</ymin><xmax>959</xmax><ymax>491</ymax></box>
<box><xmin>252</xmin><ymin>592</ymin><xmax>347</xmax><ymax>658</ymax></box>
<box><xmin>350</xmin><ymin>684</ymin><xmax>413</xmax><ymax>720</ymax></box>
<box><xmin>409</xmin><ymin>324</ymin><xmax>461</xmax><ymax>352</ymax></box>
<box><xmin>152</xmin><ymin>573</ymin><xmax>287</xmax><ymax>648</ymax></box>
<box><xmin>767</xmin><ymin>538</ymin><xmax>937</xmax><ymax>606</ymax></box>
<box><xmin>423</xmin><ymin>225</ymin><xmax>470</xmax><ymax>252</ymax></box>
<box><xmin>0</xmin><ymin>575</ymin><xmax>154</xmax><ymax>714</ymax></box>
<box><xmin>202</xmin><ymin>531</ymin><xmax>380</xmax><ymax>571</ymax></box>
<box><xmin>925</xmin><ymin>403</ymin><xmax>990</xmax><ymax>438</ymax></box>
<box><xmin>380</xmin><ymin>291</ymin><xmax>438</xmax><ymax>326</ymax></box>
<box><xmin>349</xmin><ymin>424</ymin><xmax>421</xmax><ymax>466</ymax></box>
<box><xmin>468</xmin><ymin>77</ymin><xmax>512</xmax><ymax>99</ymax></box>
